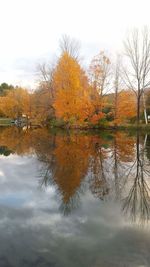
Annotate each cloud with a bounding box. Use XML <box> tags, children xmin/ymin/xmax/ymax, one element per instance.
<box><xmin>0</xmin><ymin>0</ymin><xmax>150</xmax><ymax>86</ymax></box>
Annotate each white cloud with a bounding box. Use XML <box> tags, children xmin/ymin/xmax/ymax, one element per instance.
<box><xmin>0</xmin><ymin>0</ymin><xmax>150</xmax><ymax>87</ymax></box>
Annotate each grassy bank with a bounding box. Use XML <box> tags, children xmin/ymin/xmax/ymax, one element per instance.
<box><xmin>49</xmin><ymin>119</ymin><xmax>150</xmax><ymax>132</ymax></box>
<box><xmin>0</xmin><ymin>118</ymin><xmax>12</xmax><ymax>126</ymax></box>
<box><xmin>1</xmin><ymin>117</ymin><xmax>150</xmax><ymax>132</ymax></box>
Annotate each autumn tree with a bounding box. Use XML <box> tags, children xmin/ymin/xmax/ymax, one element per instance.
<box><xmin>53</xmin><ymin>52</ymin><xmax>93</xmax><ymax>124</ymax></box>
<box><xmin>115</xmin><ymin>90</ymin><xmax>136</xmax><ymax>124</ymax></box>
<box><xmin>0</xmin><ymin>83</ymin><xmax>14</xmax><ymax>96</ymax></box>
<box><xmin>0</xmin><ymin>87</ymin><xmax>30</xmax><ymax>118</ymax></box>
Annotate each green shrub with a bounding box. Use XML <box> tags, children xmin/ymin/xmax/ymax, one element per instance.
<box><xmin>49</xmin><ymin>118</ymin><xmax>66</xmax><ymax>128</ymax></box>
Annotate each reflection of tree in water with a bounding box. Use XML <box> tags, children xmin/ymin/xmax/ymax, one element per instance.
<box><xmin>40</xmin><ymin>134</ymin><xmax>91</xmax><ymax>215</ymax></box>
<box><xmin>0</xmin><ymin>146</ymin><xmax>14</xmax><ymax>156</ymax></box>
<box><xmin>88</xmin><ymin>131</ymin><xmax>150</xmax><ymax>224</ymax></box>
<box><xmin>110</xmin><ymin>132</ymin><xmax>135</xmax><ymax>200</ymax></box>
<box><xmin>145</xmin><ymin>134</ymin><xmax>150</xmax><ymax>161</ymax></box>
<box><xmin>122</xmin><ymin>133</ymin><xmax>150</xmax><ymax>223</ymax></box>
<box><xmin>39</xmin><ymin>133</ymin><xmax>113</xmax><ymax>214</ymax></box>
<box><xmin>1</xmin><ymin>126</ymin><xmax>150</xmax><ymax>222</ymax></box>
<box><xmin>0</xmin><ymin>127</ymin><xmax>91</xmax><ymax>214</ymax></box>
<box><xmin>0</xmin><ymin>126</ymin><xmax>34</xmax><ymax>155</ymax></box>
<box><xmin>89</xmin><ymin>143</ymin><xmax>109</xmax><ymax>200</ymax></box>
<box><xmin>89</xmin><ymin>132</ymin><xmax>136</xmax><ymax>202</ymax></box>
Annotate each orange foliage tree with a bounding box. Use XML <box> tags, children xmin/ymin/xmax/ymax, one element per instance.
<box><xmin>53</xmin><ymin>52</ymin><xmax>93</xmax><ymax>124</ymax></box>
<box><xmin>0</xmin><ymin>87</ymin><xmax>30</xmax><ymax>118</ymax></box>
<box><xmin>115</xmin><ymin>90</ymin><xmax>136</xmax><ymax>124</ymax></box>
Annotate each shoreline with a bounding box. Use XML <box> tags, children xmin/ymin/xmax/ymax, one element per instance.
<box><xmin>48</xmin><ymin>124</ymin><xmax>150</xmax><ymax>131</ymax></box>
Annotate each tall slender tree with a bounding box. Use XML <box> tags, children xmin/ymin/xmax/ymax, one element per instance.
<box><xmin>123</xmin><ymin>27</ymin><xmax>150</xmax><ymax>125</ymax></box>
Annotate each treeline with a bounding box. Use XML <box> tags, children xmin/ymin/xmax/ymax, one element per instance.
<box><xmin>1</xmin><ymin>29</ymin><xmax>150</xmax><ymax>127</ymax></box>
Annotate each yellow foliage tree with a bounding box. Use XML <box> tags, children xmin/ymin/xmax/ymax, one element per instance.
<box><xmin>53</xmin><ymin>52</ymin><xmax>93</xmax><ymax>124</ymax></box>
<box><xmin>0</xmin><ymin>88</ymin><xmax>30</xmax><ymax>118</ymax></box>
<box><xmin>115</xmin><ymin>90</ymin><xmax>136</xmax><ymax>124</ymax></box>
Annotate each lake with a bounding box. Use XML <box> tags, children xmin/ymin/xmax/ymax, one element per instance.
<box><xmin>0</xmin><ymin>126</ymin><xmax>150</xmax><ymax>267</ymax></box>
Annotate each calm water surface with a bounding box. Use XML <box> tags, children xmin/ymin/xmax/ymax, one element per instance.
<box><xmin>0</xmin><ymin>127</ymin><xmax>150</xmax><ymax>267</ymax></box>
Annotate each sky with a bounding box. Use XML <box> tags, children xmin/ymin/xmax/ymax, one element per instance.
<box><xmin>0</xmin><ymin>0</ymin><xmax>150</xmax><ymax>88</ymax></box>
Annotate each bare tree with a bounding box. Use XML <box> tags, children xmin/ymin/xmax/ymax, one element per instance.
<box><xmin>113</xmin><ymin>55</ymin><xmax>122</xmax><ymax>123</ymax></box>
<box><xmin>37</xmin><ymin>62</ymin><xmax>55</xmax><ymax>100</ymax></box>
<box><xmin>34</xmin><ymin>62</ymin><xmax>56</xmax><ymax>123</ymax></box>
<box><xmin>89</xmin><ymin>51</ymin><xmax>112</xmax><ymax>97</ymax></box>
<box><xmin>59</xmin><ymin>34</ymin><xmax>80</xmax><ymax>60</ymax></box>
<box><xmin>123</xmin><ymin>27</ymin><xmax>150</xmax><ymax>125</ymax></box>
<box><xmin>89</xmin><ymin>51</ymin><xmax>112</xmax><ymax>114</ymax></box>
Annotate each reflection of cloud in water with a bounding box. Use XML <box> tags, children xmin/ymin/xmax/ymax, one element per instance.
<box><xmin>0</xmin><ymin>195</ymin><xmax>149</xmax><ymax>267</ymax></box>
<box><xmin>0</xmin><ymin>154</ymin><xmax>148</xmax><ymax>266</ymax></box>
<box><xmin>0</xmin><ymin>129</ymin><xmax>149</xmax><ymax>266</ymax></box>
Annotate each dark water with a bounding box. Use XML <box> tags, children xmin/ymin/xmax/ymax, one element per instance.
<box><xmin>0</xmin><ymin>127</ymin><xmax>150</xmax><ymax>267</ymax></box>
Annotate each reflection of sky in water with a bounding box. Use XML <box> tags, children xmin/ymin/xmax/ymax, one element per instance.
<box><xmin>0</xmin><ymin>154</ymin><xmax>149</xmax><ymax>267</ymax></box>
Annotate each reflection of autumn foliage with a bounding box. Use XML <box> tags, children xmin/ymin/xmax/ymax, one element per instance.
<box><xmin>0</xmin><ymin>127</ymin><xmax>52</xmax><ymax>156</ymax></box>
<box><xmin>0</xmin><ymin>127</ymin><xmax>111</xmax><ymax>205</ymax></box>
<box><xmin>2</xmin><ymin>127</ymin><xmax>148</xmax><ymax>221</ymax></box>
<box><xmin>53</xmin><ymin>135</ymin><xmax>114</xmax><ymax>205</ymax></box>
<box><xmin>112</xmin><ymin>132</ymin><xmax>135</xmax><ymax>162</ymax></box>
<box><xmin>52</xmin><ymin>135</ymin><xmax>91</xmax><ymax>204</ymax></box>
<box><xmin>0</xmin><ymin>127</ymin><xmax>32</xmax><ymax>155</ymax></box>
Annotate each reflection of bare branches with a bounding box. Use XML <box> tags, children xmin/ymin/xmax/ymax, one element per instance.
<box><xmin>59</xmin><ymin>191</ymin><xmax>82</xmax><ymax>216</ymax></box>
<box><xmin>123</xmin><ymin>174</ymin><xmax>150</xmax><ymax>222</ymax></box>
<box><xmin>89</xmin><ymin>146</ymin><xmax>109</xmax><ymax>200</ymax></box>
<box><xmin>122</xmin><ymin>133</ymin><xmax>150</xmax><ymax>223</ymax></box>
<box><xmin>109</xmin><ymin>133</ymin><xmax>136</xmax><ymax>200</ymax></box>
<box><xmin>113</xmin><ymin>136</ymin><xmax>121</xmax><ymax>199</ymax></box>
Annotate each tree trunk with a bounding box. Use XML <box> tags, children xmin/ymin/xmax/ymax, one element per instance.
<box><xmin>114</xmin><ymin>86</ymin><xmax>118</xmax><ymax>125</ymax></box>
<box><xmin>137</xmin><ymin>95</ymin><xmax>140</xmax><ymax>126</ymax></box>
<box><xmin>142</xmin><ymin>91</ymin><xmax>148</xmax><ymax>124</ymax></box>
